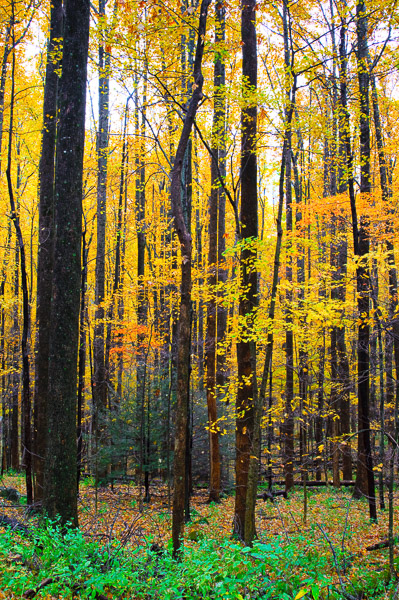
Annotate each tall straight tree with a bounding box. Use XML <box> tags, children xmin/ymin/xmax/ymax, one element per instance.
<box><xmin>171</xmin><ymin>0</ymin><xmax>211</xmax><ymax>556</ymax></box>
<box><xmin>93</xmin><ymin>0</ymin><xmax>112</xmax><ymax>485</ymax></box>
<box><xmin>353</xmin><ymin>0</ymin><xmax>376</xmax><ymax>520</ymax></box>
<box><xmin>43</xmin><ymin>0</ymin><xmax>90</xmax><ymax>526</ymax></box>
<box><xmin>34</xmin><ymin>0</ymin><xmax>63</xmax><ymax>504</ymax></box>
<box><xmin>6</xmin><ymin>3</ymin><xmax>33</xmax><ymax>505</ymax></box>
<box><xmin>234</xmin><ymin>0</ymin><xmax>258</xmax><ymax>543</ymax></box>
<box><xmin>205</xmin><ymin>0</ymin><xmax>226</xmax><ymax>504</ymax></box>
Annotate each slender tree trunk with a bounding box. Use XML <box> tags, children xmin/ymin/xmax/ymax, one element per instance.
<box><xmin>43</xmin><ymin>0</ymin><xmax>90</xmax><ymax>526</ymax></box>
<box><xmin>336</xmin><ymin>6</ymin><xmax>353</xmax><ymax>481</ymax></box>
<box><xmin>171</xmin><ymin>0</ymin><xmax>211</xmax><ymax>557</ymax></box>
<box><xmin>353</xmin><ymin>0</ymin><xmax>376</xmax><ymax>520</ymax></box>
<box><xmin>368</xmin><ymin>48</ymin><xmax>398</xmax><ymax>512</ymax></box>
<box><xmin>93</xmin><ymin>0</ymin><xmax>111</xmax><ymax>485</ymax></box>
<box><xmin>282</xmin><ymin>0</ymin><xmax>294</xmax><ymax>493</ymax></box>
<box><xmin>205</xmin><ymin>0</ymin><xmax>225</xmax><ymax>503</ymax></box>
<box><xmin>34</xmin><ymin>0</ymin><xmax>63</xmax><ymax>504</ymax></box>
<box><xmin>77</xmin><ymin>230</ymin><xmax>89</xmax><ymax>489</ymax></box>
<box><xmin>0</xmin><ymin>23</ymin><xmax>11</xmax><ymax>175</ymax></box>
<box><xmin>0</xmin><ymin>224</ymin><xmax>11</xmax><ymax>473</ymax></box>
<box><xmin>293</xmin><ymin>142</ymin><xmax>308</xmax><ymax>481</ymax></box>
<box><xmin>6</xmin><ymin>12</ymin><xmax>32</xmax><ymax>504</ymax></box>
<box><xmin>10</xmin><ymin>242</ymin><xmax>20</xmax><ymax>472</ymax></box>
<box><xmin>234</xmin><ymin>0</ymin><xmax>258</xmax><ymax>544</ymax></box>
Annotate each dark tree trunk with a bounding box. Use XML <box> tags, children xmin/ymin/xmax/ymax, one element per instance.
<box><xmin>93</xmin><ymin>0</ymin><xmax>111</xmax><ymax>485</ymax></box>
<box><xmin>293</xmin><ymin>138</ymin><xmax>308</xmax><ymax>481</ymax></box>
<box><xmin>10</xmin><ymin>242</ymin><xmax>20</xmax><ymax>473</ymax></box>
<box><xmin>43</xmin><ymin>0</ymin><xmax>90</xmax><ymax>527</ymax></box>
<box><xmin>205</xmin><ymin>0</ymin><xmax>225</xmax><ymax>504</ymax></box>
<box><xmin>6</xmin><ymin>12</ymin><xmax>32</xmax><ymax>503</ymax></box>
<box><xmin>77</xmin><ymin>230</ymin><xmax>89</xmax><ymax>489</ymax></box>
<box><xmin>0</xmin><ymin>224</ymin><xmax>11</xmax><ymax>474</ymax></box>
<box><xmin>353</xmin><ymin>0</ymin><xmax>376</xmax><ymax>520</ymax></box>
<box><xmin>336</xmin><ymin>7</ymin><xmax>353</xmax><ymax>482</ymax></box>
<box><xmin>234</xmin><ymin>0</ymin><xmax>258</xmax><ymax>544</ymax></box>
<box><xmin>171</xmin><ymin>0</ymin><xmax>211</xmax><ymax>557</ymax></box>
<box><xmin>368</xmin><ymin>49</ymin><xmax>397</xmax><ymax>512</ymax></box>
<box><xmin>282</xmin><ymin>0</ymin><xmax>294</xmax><ymax>493</ymax></box>
<box><xmin>0</xmin><ymin>23</ymin><xmax>11</xmax><ymax>175</ymax></box>
<box><xmin>34</xmin><ymin>0</ymin><xmax>63</xmax><ymax>504</ymax></box>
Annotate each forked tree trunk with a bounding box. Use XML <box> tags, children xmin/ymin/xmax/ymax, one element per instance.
<box><xmin>171</xmin><ymin>0</ymin><xmax>211</xmax><ymax>557</ymax></box>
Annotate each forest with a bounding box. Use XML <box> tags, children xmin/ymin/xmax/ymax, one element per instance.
<box><xmin>0</xmin><ymin>0</ymin><xmax>399</xmax><ymax>597</ymax></box>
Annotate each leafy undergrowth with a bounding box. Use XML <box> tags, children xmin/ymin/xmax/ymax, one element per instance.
<box><xmin>0</xmin><ymin>475</ymin><xmax>398</xmax><ymax>599</ymax></box>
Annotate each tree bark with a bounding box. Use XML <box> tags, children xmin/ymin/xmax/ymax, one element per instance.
<box><xmin>171</xmin><ymin>0</ymin><xmax>211</xmax><ymax>557</ymax></box>
<box><xmin>353</xmin><ymin>0</ymin><xmax>376</xmax><ymax>520</ymax></box>
<box><xmin>6</xmin><ymin>10</ymin><xmax>32</xmax><ymax>504</ymax></box>
<box><xmin>34</xmin><ymin>0</ymin><xmax>63</xmax><ymax>504</ymax></box>
<box><xmin>0</xmin><ymin>22</ymin><xmax>11</xmax><ymax>176</ymax></box>
<box><xmin>205</xmin><ymin>0</ymin><xmax>225</xmax><ymax>504</ymax></box>
<box><xmin>43</xmin><ymin>0</ymin><xmax>90</xmax><ymax>527</ymax></box>
<box><xmin>282</xmin><ymin>0</ymin><xmax>294</xmax><ymax>493</ymax></box>
<box><xmin>93</xmin><ymin>0</ymin><xmax>111</xmax><ymax>485</ymax></box>
<box><xmin>234</xmin><ymin>0</ymin><xmax>258</xmax><ymax>543</ymax></box>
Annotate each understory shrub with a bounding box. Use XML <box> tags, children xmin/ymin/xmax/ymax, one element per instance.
<box><xmin>0</xmin><ymin>520</ymin><xmax>393</xmax><ymax>599</ymax></box>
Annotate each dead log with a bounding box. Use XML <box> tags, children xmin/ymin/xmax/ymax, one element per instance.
<box><xmin>366</xmin><ymin>536</ymin><xmax>399</xmax><ymax>551</ymax></box>
<box><xmin>257</xmin><ymin>490</ymin><xmax>288</xmax><ymax>503</ymax></box>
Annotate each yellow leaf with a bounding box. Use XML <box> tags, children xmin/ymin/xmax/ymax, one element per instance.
<box><xmin>294</xmin><ymin>589</ymin><xmax>309</xmax><ymax>600</ymax></box>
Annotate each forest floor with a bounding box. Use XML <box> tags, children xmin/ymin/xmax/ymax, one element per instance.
<box><xmin>0</xmin><ymin>474</ymin><xmax>398</xmax><ymax>599</ymax></box>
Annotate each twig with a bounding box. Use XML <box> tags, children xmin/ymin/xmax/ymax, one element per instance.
<box><xmin>341</xmin><ymin>494</ymin><xmax>354</xmax><ymax>573</ymax></box>
<box><xmin>317</xmin><ymin>524</ymin><xmax>358</xmax><ymax>600</ymax></box>
<box><xmin>274</xmin><ymin>499</ymin><xmax>290</xmax><ymax>542</ymax></box>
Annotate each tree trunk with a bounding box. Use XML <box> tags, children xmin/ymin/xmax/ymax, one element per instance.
<box><xmin>0</xmin><ymin>224</ymin><xmax>11</xmax><ymax>473</ymax></box>
<box><xmin>10</xmin><ymin>241</ymin><xmax>20</xmax><ymax>472</ymax></box>
<box><xmin>34</xmin><ymin>0</ymin><xmax>63</xmax><ymax>504</ymax></box>
<box><xmin>93</xmin><ymin>0</ymin><xmax>111</xmax><ymax>485</ymax></box>
<box><xmin>205</xmin><ymin>0</ymin><xmax>225</xmax><ymax>504</ymax></box>
<box><xmin>77</xmin><ymin>230</ymin><xmax>89</xmax><ymax>489</ymax></box>
<box><xmin>353</xmin><ymin>0</ymin><xmax>376</xmax><ymax>520</ymax></box>
<box><xmin>282</xmin><ymin>0</ymin><xmax>294</xmax><ymax>493</ymax></box>
<box><xmin>171</xmin><ymin>0</ymin><xmax>211</xmax><ymax>557</ymax></box>
<box><xmin>43</xmin><ymin>0</ymin><xmax>90</xmax><ymax>527</ymax></box>
<box><xmin>234</xmin><ymin>0</ymin><xmax>258</xmax><ymax>544</ymax></box>
<box><xmin>0</xmin><ymin>23</ymin><xmax>11</xmax><ymax>175</ymax></box>
<box><xmin>6</xmin><ymin>13</ymin><xmax>32</xmax><ymax>503</ymax></box>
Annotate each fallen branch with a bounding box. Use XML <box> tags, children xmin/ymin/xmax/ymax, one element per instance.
<box><xmin>23</xmin><ymin>576</ymin><xmax>109</xmax><ymax>600</ymax></box>
<box><xmin>366</xmin><ymin>536</ymin><xmax>399</xmax><ymax>551</ymax></box>
<box><xmin>0</xmin><ymin>514</ymin><xmax>30</xmax><ymax>536</ymax></box>
<box><xmin>257</xmin><ymin>490</ymin><xmax>288</xmax><ymax>503</ymax></box>
<box><xmin>23</xmin><ymin>577</ymin><xmax>59</xmax><ymax>599</ymax></box>
<box><xmin>269</xmin><ymin>480</ymin><xmax>355</xmax><ymax>487</ymax></box>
